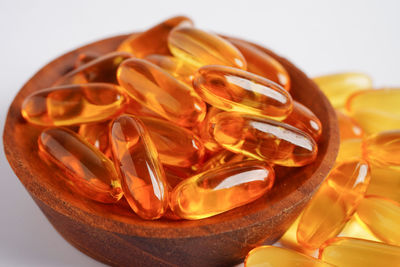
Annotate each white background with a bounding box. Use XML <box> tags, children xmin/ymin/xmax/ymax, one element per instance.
<box><xmin>1</xmin><ymin>0</ymin><xmax>399</xmax><ymax>266</ymax></box>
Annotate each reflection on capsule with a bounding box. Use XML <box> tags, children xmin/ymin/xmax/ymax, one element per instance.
<box><xmin>79</xmin><ymin>122</ymin><xmax>111</xmax><ymax>158</ymax></box>
<box><xmin>336</xmin><ymin>110</ymin><xmax>364</xmax><ymax>140</ymax></box>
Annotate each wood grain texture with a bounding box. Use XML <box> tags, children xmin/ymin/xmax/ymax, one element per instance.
<box><xmin>3</xmin><ymin>34</ymin><xmax>339</xmax><ymax>267</ymax></box>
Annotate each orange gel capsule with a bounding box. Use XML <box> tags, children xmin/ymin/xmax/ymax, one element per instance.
<box><xmin>366</xmin><ymin>165</ymin><xmax>400</xmax><ymax>202</ymax></box>
<box><xmin>55</xmin><ymin>52</ymin><xmax>133</xmax><ymax>85</ymax></box>
<box><xmin>21</xmin><ymin>83</ymin><xmax>127</xmax><ymax>126</ymax></box>
<box><xmin>338</xmin><ymin>215</ymin><xmax>381</xmax><ymax>242</ymax></box>
<box><xmin>145</xmin><ymin>54</ymin><xmax>197</xmax><ymax>85</ymax></box>
<box><xmin>201</xmin><ymin>150</ymin><xmax>246</xmax><ymax>171</ymax></box>
<box><xmin>319</xmin><ymin>237</ymin><xmax>400</xmax><ymax>267</ymax></box>
<box><xmin>170</xmin><ymin>160</ymin><xmax>274</xmax><ymax>220</ymax></box>
<box><xmin>212</xmin><ymin>112</ymin><xmax>317</xmax><ymax>166</ymax></box>
<box><xmin>336</xmin><ymin>110</ymin><xmax>364</xmax><ymax>140</ymax></box>
<box><xmin>364</xmin><ymin>130</ymin><xmax>400</xmax><ymax>167</ymax></box>
<box><xmin>168</xmin><ymin>27</ymin><xmax>246</xmax><ymax>69</ymax></box>
<box><xmin>117</xmin><ymin>16</ymin><xmax>192</xmax><ymax>58</ymax></box>
<box><xmin>117</xmin><ymin>58</ymin><xmax>206</xmax><ymax>128</ymax></box>
<box><xmin>38</xmin><ymin>128</ymin><xmax>122</xmax><ymax>203</ymax></box>
<box><xmin>245</xmin><ymin>246</ymin><xmax>333</xmax><ymax>267</ymax></box>
<box><xmin>283</xmin><ymin>101</ymin><xmax>322</xmax><ymax>141</ymax></box>
<box><xmin>73</xmin><ymin>52</ymin><xmax>100</xmax><ymax>68</ymax></box>
<box><xmin>346</xmin><ymin>88</ymin><xmax>400</xmax><ymax>134</ymax></box>
<box><xmin>193</xmin><ymin>65</ymin><xmax>293</xmax><ymax>120</ymax></box>
<box><xmin>110</xmin><ymin>115</ymin><xmax>169</xmax><ymax>219</ymax></box>
<box><xmin>336</xmin><ymin>138</ymin><xmax>363</xmax><ymax>163</ymax></box>
<box><xmin>78</xmin><ymin>122</ymin><xmax>111</xmax><ymax>157</ymax></box>
<box><xmin>356</xmin><ymin>195</ymin><xmax>400</xmax><ymax>246</ymax></box>
<box><xmin>228</xmin><ymin>38</ymin><xmax>291</xmax><ymax>91</ymax></box>
<box><xmin>197</xmin><ymin>106</ymin><xmax>223</xmax><ymax>152</ymax></box>
<box><xmin>138</xmin><ymin>116</ymin><xmax>205</xmax><ymax>167</ymax></box>
<box><xmin>297</xmin><ymin>160</ymin><xmax>370</xmax><ymax>249</ymax></box>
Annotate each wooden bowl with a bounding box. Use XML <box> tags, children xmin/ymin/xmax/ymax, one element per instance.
<box><xmin>3</xmin><ymin>34</ymin><xmax>339</xmax><ymax>267</ymax></box>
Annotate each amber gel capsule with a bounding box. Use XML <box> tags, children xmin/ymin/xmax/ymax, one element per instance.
<box><xmin>363</xmin><ymin>130</ymin><xmax>400</xmax><ymax>167</ymax></box>
<box><xmin>55</xmin><ymin>52</ymin><xmax>133</xmax><ymax>85</ymax></box>
<box><xmin>168</xmin><ymin>27</ymin><xmax>247</xmax><ymax>69</ymax></box>
<box><xmin>245</xmin><ymin>246</ymin><xmax>333</xmax><ymax>267</ymax></box>
<box><xmin>297</xmin><ymin>160</ymin><xmax>370</xmax><ymax>249</ymax></box>
<box><xmin>196</xmin><ymin>106</ymin><xmax>223</xmax><ymax>152</ymax></box>
<box><xmin>228</xmin><ymin>38</ymin><xmax>291</xmax><ymax>91</ymax></box>
<box><xmin>170</xmin><ymin>161</ymin><xmax>274</xmax><ymax>220</ymax></box>
<box><xmin>356</xmin><ymin>195</ymin><xmax>400</xmax><ymax>246</ymax></box>
<box><xmin>336</xmin><ymin>110</ymin><xmax>363</xmax><ymax>140</ymax></box>
<box><xmin>193</xmin><ymin>65</ymin><xmax>292</xmax><ymax>120</ymax></box>
<box><xmin>366</xmin><ymin>165</ymin><xmax>400</xmax><ymax>202</ymax></box>
<box><xmin>138</xmin><ymin>116</ymin><xmax>205</xmax><ymax>167</ymax></box>
<box><xmin>117</xmin><ymin>58</ymin><xmax>206</xmax><ymax>128</ymax></box>
<box><xmin>110</xmin><ymin>115</ymin><xmax>168</xmax><ymax>219</ymax></box>
<box><xmin>319</xmin><ymin>237</ymin><xmax>400</xmax><ymax>267</ymax></box>
<box><xmin>212</xmin><ymin>112</ymin><xmax>317</xmax><ymax>166</ymax></box>
<box><xmin>313</xmin><ymin>72</ymin><xmax>372</xmax><ymax>109</ymax></box>
<box><xmin>21</xmin><ymin>83</ymin><xmax>127</xmax><ymax>126</ymax></box>
<box><xmin>79</xmin><ymin>122</ymin><xmax>111</xmax><ymax>157</ymax></box>
<box><xmin>38</xmin><ymin>128</ymin><xmax>122</xmax><ymax>203</ymax></box>
<box><xmin>117</xmin><ymin>16</ymin><xmax>192</xmax><ymax>58</ymax></box>
<box><xmin>201</xmin><ymin>150</ymin><xmax>246</xmax><ymax>171</ymax></box>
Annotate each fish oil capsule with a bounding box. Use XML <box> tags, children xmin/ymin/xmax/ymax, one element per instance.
<box><xmin>338</xmin><ymin>215</ymin><xmax>381</xmax><ymax>242</ymax></box>
<box><xmin>212</xmin><ymin>112</ymin><xmax>317</xmax><ymax>166</ymax></box>
<box><xmin>336</xmin><ymin>110</ymin><xmax>364</xmax><ymax>140</ymax></box>
<box><xmin>79</xmin><ymin>122</ymin><xmax>111</xmax><ymax>158</ymax></box>
<box><xmin>110</xmin><ymin>115</ymin><xmax>169</xmax><ymax>219</ymax></box>
<box><xmin>117</xmin><ymin>16</ymin><xmax>192</xmax><ymax>58</ymax></box>
<box><xmin>313</xmin><ymin>72</ymin><xmax>372</xmax><ymax>109</ymax></box>
<box><xmin>74</xmin><ymin>52</ymin><xmax>100</xmax><ymax>68</ymax></box>
<box><xmin>297</xmin><ymin>160</ymin><xmax>370</xmax><ymax>249</ymax></box>
<box><xmin>138</xmin><ymin>116</ymin><xmax>205</xmax><ymax>167</ymax></box>
<box><xmin>356</xmin><ymin>195</ymin><xmax>400</xmax><ymax>246</ymax></box>
<box><xmin>193</xmin><ymin>65</ymin><xmax>293</xmax><ymax>120</ymax></box>
<box><xmin>283</xmin><ymin>101</ymin><xmax>322</xmax><ymax>141</ymax></box>
<box><xmin>145</xmin><ymin>54</ymin><xmax>197</xmax><ymax>85</ymax></box>
<box><xmin>319</xmin><ymin>237</ymin><xmax>400</xmax><ymax>267</ymax></box>
<box><xmin>21</xmin><ymin>83</ymin><xmax>127</xmax><ymax>126</ymax></box>
<box><xmin>346</xmin><ymin>88</ymin><xmax>400</xmax><ymax>134</ymax></box>
<box><xmin>245</xmin><ymin>246</ymin><xmax>333</xmax><ymax>267</ymax></box>
<box><xmin>366</xmin><ymin>165</ymin><xmax>400</xmax><ymax>202</ymax></box>
<box><xmin>197</xmin><ymin>106</ymin><xmax>223</xmax><ymax>152</ymax></box>
<box><xmin>228</xmin><ymin>38</ymin><xmax>291</xmax><ymax>91</ymax></box>
<box><xmin>38</xmin><ymin>127</ymin><xmax>123</xmax><ymax>203</ymax></box>
<box><xmin>117</xmin><ymin>58</ymin><xmax>206</xmax><ymax>128</ymax></box>
<box><xmin>55</xmin><ymin>52</ymin><xmax>133</xmax><ymax>85</ymax></box>
<box><xmin>200</xmin><ymin>150</ymin><xmax>246</xmax><ymax>171</ymax></box>
<box><xmin>170</xmin><ymin>161</ymin><xmax>274</xmax><ymax>219</ymax></box>
<box><xmin>168</xmin><ymin>27</ymin><xmax>247</xmax><ymax>69</ymax></box>
<box><xmin>364</xmin><ymin>130</ymin><xmax>400</xmax><ymax>167</ymax></box>
<box><xmin>336</xmin><ymin>138</ymin><xmax>363</xmax><ymax>163</ymax></box>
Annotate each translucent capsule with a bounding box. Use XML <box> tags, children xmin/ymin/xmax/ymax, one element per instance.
<box><xmin>193</xmin><ymin>65</ymin><xmax>293</xmax><ymax>120</ymax></box>
<box><xmin>319</xmin><ymin>237</ymin><xmax>400</xmax><ymax>267</ymax></box>
<box><xmin>73</xmin><ymin>52</ymin><xmax>100</xmax><ymax>68</ymax></box>
<box><xmin>356</xmin><ymin>195</ymin><xmax>400</xmax><ymax>246</ymax></box>
<box><xmin>168</xmin><ymin>27</ymin><xmax>247</xmax><ymax>69</ymax></box>
<box><xmin>283</xmin><ymin>101</ymin><xmax>322</xmax><ymax>141</ymax></box>
<box><xmin>55</xmin><ymin>52</ymin><xmax>133</xmax><ymax>85</ymax></box>
<box><xmin>212</xmin><ymin>112</ymin><xmax>317</xmax><ymax>166</ymax></box>
<box><xmin>200</xmin><ymin>149</ymin><xmax>246</xmax><ymax>171</ymax></box>
<box><xmin>170</xmin><ymin>161</ymin><xmax>274</xmax><ymax>219</ymax></box>
<box><xmin>196</xmin><ymin>106</ymin><xmax>223</xmax><ymax>152</ymax></box>
<box><xmin>364</xmin><ymin>130</ymin><xmax>400</xmax><ymax>167</ymax></box>
<box><xmin>336</xmin><ymin>110</ymin><xmax>364</xmax><ymax>140</ymax></box>
<box><xmin>366</xmin><ymin>165</ymin><xmax>400</xmax><ymax>202</ymax></box>
<box><xmin>138</xmin><ymin>116</ymin><xmax>205</xmax><ymax>167</ymax></box>
<box><xmin>313</xmin><ymin>72</ymin><xmax>372</xmax><ymax>109</ymax></box>
<box><xmin>110</xmin><ymin>115</ymin><xmax>168</xmax><ymax>219</ymax></box>
<box><xmin>337</xmin><ymin>215</ymin><xmax>381</xmax><ymax>242</ymax></box>
<box><xmin>228</xmin><ymin>38</ymin><xmax>291</xmax><ymax>91</ymax></box>
<box><xmin>336</xmin><ymin>138</ymin><xmax>363</xmax><ymax>163</ymax></box>
<box><xmin>245</xmin><ymin>246</ymin><xmax>333</xmax><ymax>267</ymax></box>
<box><xmin>38</xmin><ymin>127</ymin><xmax>122</xmax><ymax>203</ymax></box>
<box><xmin>297</xmin><ymin>160</ymin><xmax>370</xmax><ymax>249</ymax></box>
<box><xmin>145</xmin><ymin>54</ymin><xmax>197</xmax><ymax>85</ymax></box>
<box><xmin>78</xmin><ymin>122</ymin><xmax>111</xmax><ymax>158</ymax></box>
<box><xmin>117</xmin><ymin>58</ymin><xmax>206</xmax><ymax>128</ymax></box>
<box><xmin>21</xmin><ymin>83</ymin><xmax>127</xmax><ymax>126</ymax></box>
<box><xmin>117</xmin><ymin>16</ymin><xmax>192</xmax><ymax>58</ymax></box>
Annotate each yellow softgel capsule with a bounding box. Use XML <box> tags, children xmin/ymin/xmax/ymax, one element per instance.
<box><xmin>297</xmin><ymin>160</ymin><xmax>370</xmax><ymax>250</ymax></box>
<box><xmin>193</xmin><ymin>65</ymin><xmax>293</xmax><ymax>120</ymax></box>
<box><xmin>319</xmin><ymin>237</ymin><xmax>400</xmax><ymax>267</ymax></box>
<box><xmin>168</xmin><ymin>27</ymin><xmax>247</xmax><ymax>69</ymax></box>
<box><xmin>228</xmin><ymin>38</ymin><xmax>291</xmax><ymax>91</ymax></box>
<box><xmin>363</xmin><ymin>130</ymin><xmax>400</xmax><ymax>167</ymax></box>
<box><xmin>337</xmin><ymin>215</ymin><xmax>381</xmax><ymax>242</ymax></box>
<box><xmin>117</xmin><ymin>58</ymin><xmax>206</xmax><ymax>128</ymax></box>
<box><xmin>117</xmin><ymin>16</ymin><xmax>193</xmax><ymax>58</ymax></box>
<box><xmin>366</xmin><ymin>165</ymin><xmax>400</xmax><ymax>202</ymax></box>
<box><xmin>21</xmin><ymin>83</ymin><xmax>127</xmax><ymax>126</ymax></box>
<box><xmin>170</xmin><ymin>161</ymin><xmax>274</xmax><ymax>220</ymax></box>
<box><xmin>313</xmin><ymin>72</ymin><xmax>372</xmax><ymax>109</ymax></box>
<box><xmin>336</xmin><ymin>110</ymin><xmax>364</xmax><ymax>140</ymax></box>
<box><xmin>38</xmin><ymin>127</ymin><xmax>123</xmax><ymax>203</ymax></box>
<box><xmin>212</xmin><ymin>112</ymin><xmax>318</xmax><ymax>167</ymax></box>
<box><xmin>245</xmin><ymin>246</ymin><xmax>333</xmax><ymax>267</ymax></box>
<box><xmin>356</xmin><ymin>195</ymin><xmax>400</xmax><ymax>246</ymax></box>
<box><xmin>336</xmin><ymin>138</ymin><xmax>364</xmax><ymax>163</ymax></box>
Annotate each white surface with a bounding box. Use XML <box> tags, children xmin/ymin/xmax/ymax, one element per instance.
<box><xmin>0</xmin><ymin>0</ymin><xmax>399</xmax><ymax>266</ymax></box>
